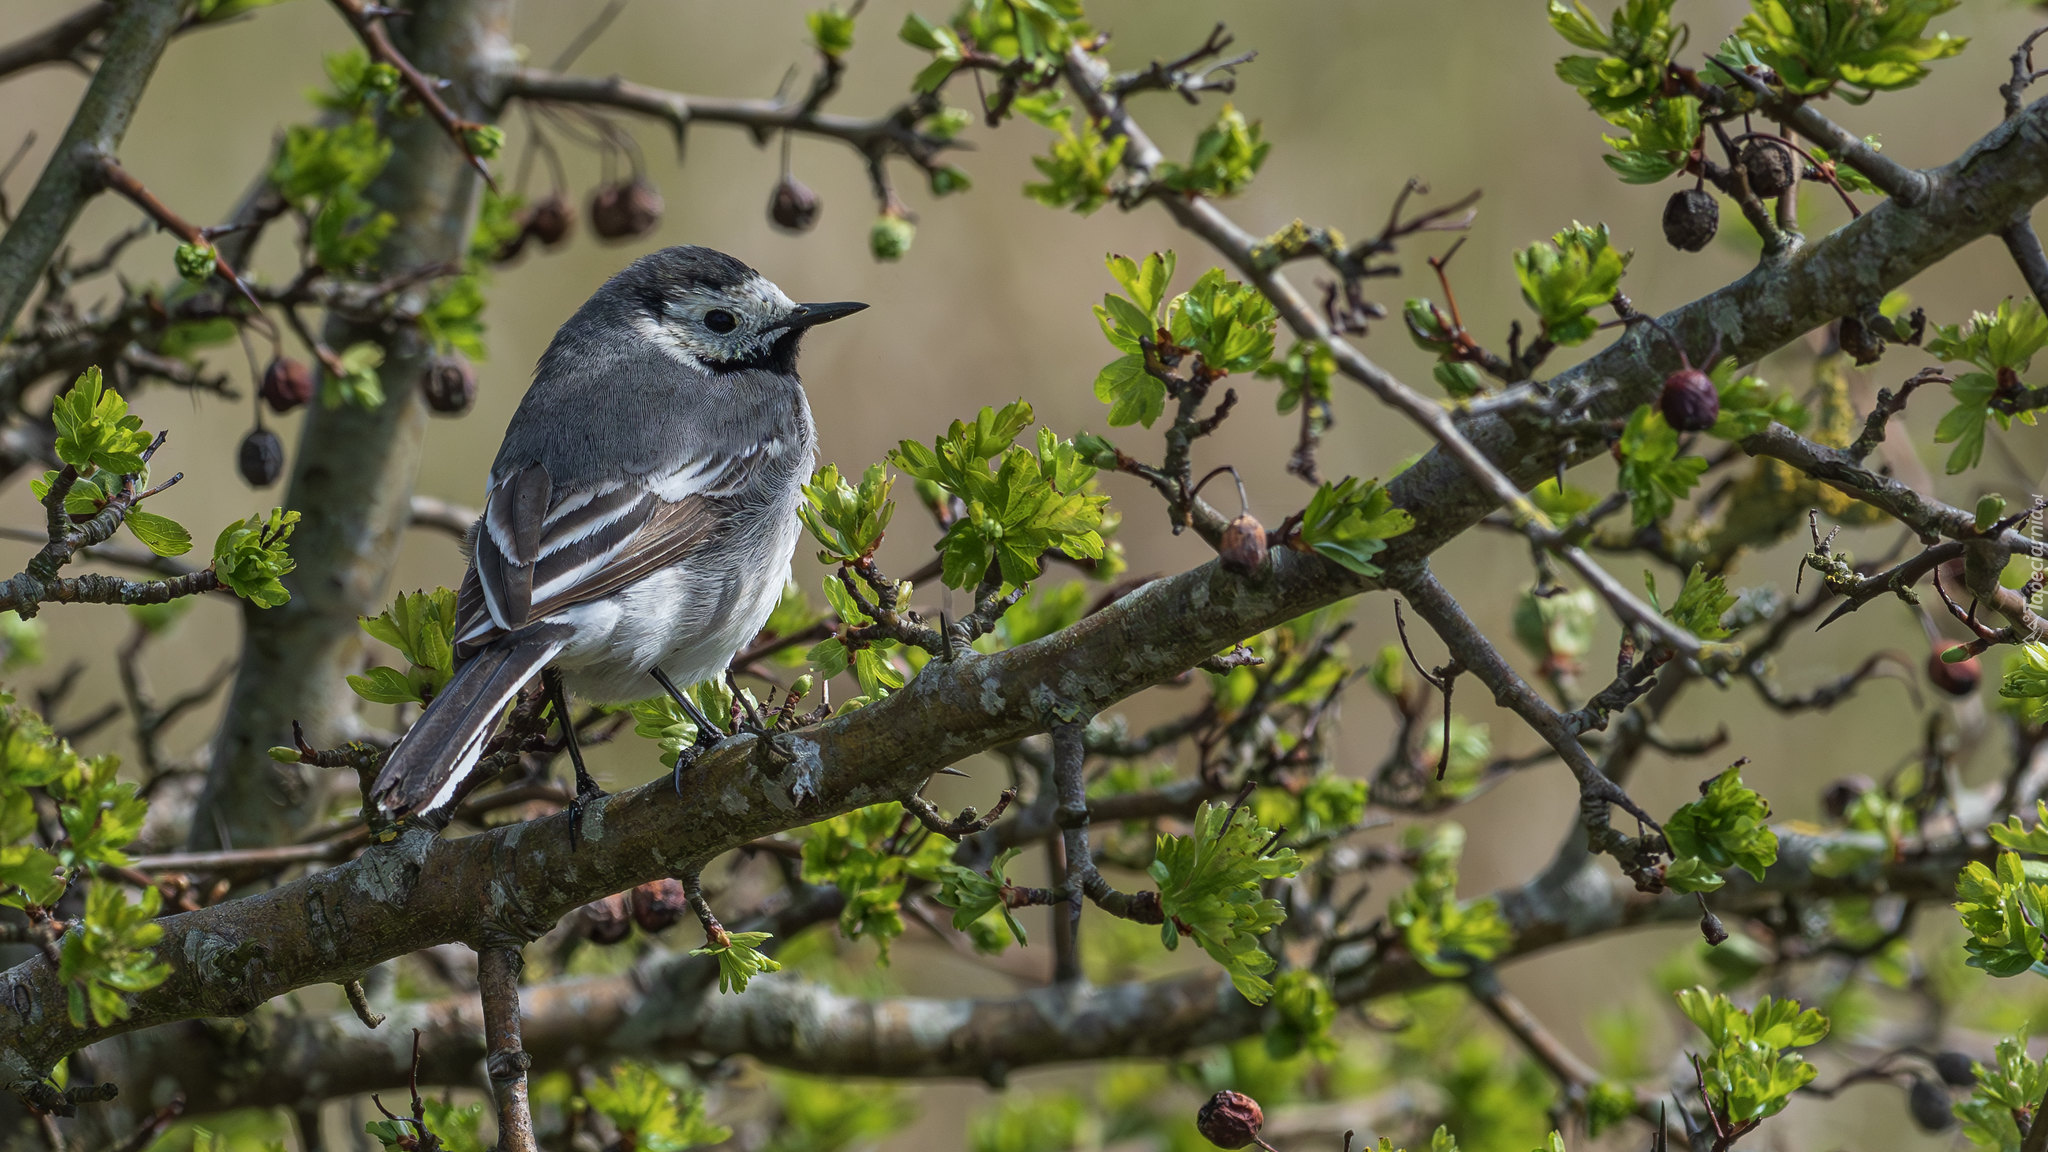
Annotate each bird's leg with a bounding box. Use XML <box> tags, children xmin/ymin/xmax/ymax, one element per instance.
<box><xmin>725</xmin><ymin>670</ymin><xmax>771</xmax><ymax>735</ymax></box>
<box><xmin>652</xmin><ymin>666</ymin><xmax>725</xmax><ymax>794</ymax></box>
<box><xmin>543</xmin><ymin>666</ymin><xmax>604</xmax><ymax>849</ymax></box>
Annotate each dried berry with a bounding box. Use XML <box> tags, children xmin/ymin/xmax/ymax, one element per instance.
<box><xmin>769</xmin><ymin>174</ymin><xmax>821</xmax><ymax>232</ymax></box>
<box><xmin>419</xmin><ymin>355</ymin><xmax>477</xmax><ymax>415</ymax></box>
<box><xmin>1821</xmin><ymin>774</ymin><xmax>1875</xmax><ymax>820</ymax></box>
<box><xmin>524</xmin><ymin>194</ymin><xmax>574</xmax><ymax>247</ymax></box>
<box><xmin>1740</xmin><ymin>139</ymin><xmax>1798</xmax><ymax>198</ymax></box>
<box><xmin>1837</xmin><ymin>314</ymin><xmax>1885</xmax><ymax>366</ymax></box>
<box><xmin>629</xmin><ymin>877</ymin><xmax>689</xmax><ymax>933</ymax></box>
<box><xmin>1660</xmin><ymin>367</ymin><xmax>1720</xmax><ymax>432</ymax></box>
<box><xmin>1931</xmin><ymin>1050</ymin><xmax>1979</xmax><ymax>1088</ymax></box>
<box><xmin>1927</xmin><ymin>643</ymin><xmax>1981</xmax><ymax>697</ymax></box>
<box><xmin>1662</xmin><ymin>187</ymin><xmax>1719</xmax><ymax>252</ymax></box>
<box><xmin>1907</xmin><ymin>1076</ymin><xmax>1955</xmax><ymax>1133</ymax></box>
<box><xmin>1196</xmin><ymin>1091</ymin><xmax>1266</xmax><ymax>1150</ymax></box>
<box><xmin>1219</xmin><ymin>513</ymin><xmax>1268</xmax><ymax>575</ymax></box>
<box><xmin>260</xmin><ymin>356</ymin><xmax>315</xmax><ymax>414</ymax></box>
<box><xmin>1698</xmin><ymin>906</ymin><xmax>1728</xmax><ymax>946</ymax></box>
<box><xmin>580</xmin><ymin>893</ymin><xmax>632</xmax><ymax>945</ymax></box>
<box><xmin>589</xmin><ymin>180</ymin><xmax>663</xmax><ymax>241</ymax></box>
<box><xmin>237</xmin><ymin>426</ymin><xmax>284</xmax><ymax>488</ymax></box>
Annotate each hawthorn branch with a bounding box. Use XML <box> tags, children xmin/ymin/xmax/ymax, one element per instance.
<box><xmin>0</xmin><ymin>0</ymin><xmax>186</xmax><ymax>339</ymax></box>
<box><xmin>476</xmin><ymin>947</ymin><xmax>534</xmax><ymax>1152</ymax></box>
<box><xmin>0</xmin><ymin>4</ymin><xmax>113</xmax><ymax>82</ymax></box>
<box><xmin>326</xmin><ymin>0</ymin><xmax>495</xmax><ymax>182</ymax></box>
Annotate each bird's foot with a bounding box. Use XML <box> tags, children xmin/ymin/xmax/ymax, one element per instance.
<box><xmin>566</xmin><ymin>772</ymin><xmax>609</xmax><ymax>850</ymax></box>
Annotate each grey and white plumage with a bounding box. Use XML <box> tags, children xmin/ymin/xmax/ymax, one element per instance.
<box><xmin>370</xmin><ymin>245</ymin><xmax>863</xmax><ymax>821</ymax></box>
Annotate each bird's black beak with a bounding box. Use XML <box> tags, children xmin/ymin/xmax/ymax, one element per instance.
<box><xmin>774</xmin><ymin>300</ymin><xmax>868</xmax><ymax>331</ymax></box>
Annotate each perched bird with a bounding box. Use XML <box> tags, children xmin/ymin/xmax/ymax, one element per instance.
<box><xmin>370</xmin><ymin>245</ymin><xmax>865</xmax><ymax>825</ymax></box>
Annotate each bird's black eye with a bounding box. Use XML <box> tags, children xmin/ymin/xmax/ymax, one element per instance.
<box><xmin>704</xmin><ymin>309</ymin><xmax>738</xmax><ymax>334</ymax></box>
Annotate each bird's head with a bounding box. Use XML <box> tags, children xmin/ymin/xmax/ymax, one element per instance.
<box><xmin>602</xmin><ymin>245</ymin><xmax>866</xmax><ymax>374</ymax></box>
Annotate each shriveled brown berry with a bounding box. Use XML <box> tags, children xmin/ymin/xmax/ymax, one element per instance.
<box><xmin>260</xmin><ymin>356</ymin><xmax>315</xmax><ymax>414</ymax></box>
<box><xmin>1907</xmin><ymin>1076</ymin><xmax>1955</xmax><ymax>1132</ymax></box>
<box><xmin>1660</xmin><ymin>367</ymin><xmax>1720</xmax><ymax>432</ymax></box>
<box><xmin>589</xmin><ymin>180</ymin><xmax>663</xmax><ymax>241</ymax></box>
<box><xmin>1821</xmin><ymin>774</ymin><xmax>1875</xmax><ymax>820</ymax></box>
<box><xmin>769</xmin><ymin>174</ymin><xmax>821</xmax><ymax>232</ymax></box>
<box><xmin>1219</xmin><ymin>513</ymin><xmax>1268</xmax><ymax>575</ymax></box>
<box><xmin>1927</xmin><ymin>643</ymin><xmax>1981</xmax><ymax>697</ymax></box>
<box><xmin>525</xmin><ymin>194</ymin><xmax>574</xmax><ymax>247</ymax></box>
<box><xmin>1837</xmin><ymin>314</ymin><xmax>1885</xmax><ymax>366</ymax></box>
<box><xmin>1662</xmin><ymin>187</ymin><xmax>1719</xmax><ymax>252</ymax></box>
<box><xmin>420</xmin><ymin>355</ymin><xmax>477</xmax><ymax>415</ymax></box>
<box><xmin>629</xmin><ymin>877</ymin><xmax>689</xmax><ymax>933</ymax></box>
<box><xmin>1739</xmin><ymin>139</ymin><xmax>1798</xmax><ymax>198</ymax></box>
<box><xmin>238</xmin><ymin>426</ymin><xmax>284</xmax><ymax>487</ymax></box>
<box><xmin>1699</xmin><ymin>906</ymin><xmax>1728</xmax><ymax>946</ymax></box>
<box><xmin>580</xmin><ymin>893</ymin><xmax>632</xmax><ymax>945</ymax></box>
<box><xmin>1196</xmin><ymin>1091</ymin><xmax>1265</xmax><ymax>1150</ymax></box>
<box><xmin>1931</xmin><ymin>1051</ymin><xmax>1979</xmax><ymax>1088</ymax></box>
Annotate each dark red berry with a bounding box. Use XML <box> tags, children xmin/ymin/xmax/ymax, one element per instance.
<box><xmin>1219</xmin><ymin>513</ymin><xmax>1268</xmax><ymax>576</ymax></box>
<box><xmin>1196</xmin><ymin>1091</ymin><xmax>1265</xmax><ymax>1150</ymax></box>
<box><xmin>581</xmin><ymin>893</ymin><xmax>632</xmax><ymax>945</ymax></box>
<box><xmin>237</xmin><ymin>426</ymin><xmax>284</xmax><ymax>487</ymax></box>
<box><xmin>1927</xmin><ymin>643</ymin><xmax>1981</xmax><ymax>697</ymax></box>
<box><xmin>1660</xmin><ymin>367</ymin><xmax>1720</xmax><ymax>432</ymax></box>
<box><xmin>419</xmin><ymin>355</ymin><xmax>477</xmax><ymax>415</ymax></box>
<box><xmin>589</xmin><ymin>180</ymin><xmax>663</xmax><ymax>241</ymax></box>
<box><xmin>1931</xmin><ymin>1051</ymin><xmax>1978</xmax><ymax>1088</ymax></box>
<box><xmin>260</xmin><ymin>356</ymin><xmax>315</xmax><ymax>414</ymax></box>
<box><xmin>1740</xmin><ymin>139</ymin><xmax>1798</xmax><ymax>198</ymax></box>
<box><xmin>629</xmin><ymin>877</ymin><xmax>689</xmax><ymax>933</ymax></box>
<box><xmin>524</xmin><ymin>195</ymin><xmax>574</xmax><ymax>247</ymax></box>
<box><xmin>769</xmin><ymin>174</ymin><xmax>821</xmax><ymax>232</ymax></box>
<box><xmin>1699</xmin><ymin>906</ymin><xmax>1728</xmax><ymax>946</ymax></box>
<box><xmin>1907</xmin><ymin>1076</ymin><xmax>1955</xmax><ymax>1133</ymax></box>
<box><xmin>1663</xmin><ymin>188</ymin><xmax>1719</xmax><ymax>252</ymax></box>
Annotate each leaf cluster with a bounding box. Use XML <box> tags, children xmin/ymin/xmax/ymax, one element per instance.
<box><xmin>213</xmin><ymin>509</ymin><xmax>301</xmax><ymax>608</ymax></box>
<box><xmin>1154</xmin><ymin>103</ymin><xmax>1270</xmax><ymax>197</ymax></box>
<box><xmin>1512</xmin><ymin>222</ymin><xmax>1630</xmax><ymax>346</ymax></box>
<box><xmin>1150</xmin><ymin>800</ymin><xmax>1303</xmax><ymax>1004</ymax></box>
<box><xmin>889</xmin><ymin>401</ymin><xmax>1108</xmax><ymax>589</ymax></box>
<box><xmin>1386</xmin><ymin>823</ymin><xmax>1513</xmax><ymax>977</ymax></box>
<box><xmin>1929</xmin><ymin>297</ymin><xmax>2048</xmax><ymax>474</ymax></box>
<box><xmin>1953</xmin><ymin>1033</ymin><xmax>2047</xmax><ymax>1151</ymax></box>
<box><xmin>1663</xmin><ymin>765</ymin><xmax>1778</xmax><ymax>893</ymax></box>
<box><xmin>1290</xmin><ymin>476</ymin><xmax>1414</xmax><ymax>577</ymax></box>
<box><xmin>1549</xmin><ymin>0</ymin><xmax>1686</xmax><ymax>114</ymax></box>
<box><xmin>799</xmin><ymin>802</ymin><xmax>951</xmax><ymax>959</ymax></box>
<box><xmin>1674</xmin><ymin>987</ymin><xmax>1828</xmax><ymax>1124</ymax></box>
<box><xmin>582</xmin><ymin>1063</ymin><xmax>732</xmax><ymax>1152</ymax></box>
<box><xmin>1615</xmin><ymin>405</ymin><xmax>1707</xmax><ymax>527</ymax></box>
<box><xmin>1736</xmin><ymin>0</ymin><xmax>1965</xmax><ymax>103</ymax></box>
<box><xmin>799</xmin><ymin>463</ymin><xmax>896</xmax><ymax>566</ymax></box>
<box><xmin>348</xmin><ymin>588</ymin><xmax>460</xmax><ymax>706</ymax></box>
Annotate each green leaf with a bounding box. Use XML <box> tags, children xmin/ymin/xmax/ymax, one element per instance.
<box><xmin>1387</xmin><ymin>822</ymin><xmax>1512</xmax><ymax>977</ymax></box>
<box><xmin>211</xmin><ymin>508</ymin><xmax>300</xmax><ymax>608</ymax></box>
<box><xmin>51</xmin><ymin>367</ymin><xmax>152</xmax><ymax>477</ymax></box>
<box><xmin>1022</xmin><ymin>99</ymin><xmax>1125</xmax><ymax>214</ymax></box>
<box><xmin>1664</xmin><ymin>765</ymin><xmax>1778</xmax><ymax>890</ymax></box>
<box><xmin>58</xmin><ymin>883</ymin><xmax>169</xmax><ymax>1028</ymax></box>
<box><xmin>1548</xmin><ymin>0</ymin><xmax>1685</xmax><ymax>114</ymax></box>
<box><xmin>691</xmin><ymin>931</ymin><xmax>782</xmax><ymax>994</ymax></box>
<box><xmin>800</xmin><ymin>463</ymin><xmax>897</xmax><ymax>564</ymax></box>
<box><xmin>1600</xmin><ymin>96</ymin><xmax>1701</xmax><ymax>185</ymax></box>
<box><xmin>801</xmin><ymin>803</ymin><xmax>952</xmax><ymax>959</ymax></box>
<box><xmin>1736</xmin><ymin>0</ymin><xmax>1964</xmax><ymax>102</ymax></box>
<box><xmin>1292</xmin><ymin>476</ymin><xmax>1414</xmax><ymax>577</ymax></box>
<box><xmin>1154</xmin><ymin>103</ymin><xmax>1270</xmax><ymax>197</ymax></box>
<box><xmin>1512</xmin><ymin>221</ymin><xmax>1630</xmax><ymax>346</ymax></box>
<box><xmin>324</xmin><ymin>342</ymin><xmax>386</xmax><ymax>410</ymax></box>
<box><xmin>1657</xmin><ymin>562</ymin><xmax>1735</xmax><ymax>641</ymax></box>
<box><xmin>1674</xmin><ymin>986</ymin><xmax>1827</xmax><ymax>1124</ymax></box>
<box><xmin>1149</xmin><ymin>800</ymin><xmax>1303</xmax><ymax>1003</ymax></box>
<box><xmin>123</xmin><ymin>510</ymin><xmax>192</xmax><ymax>558</ymax></box>
<box><xmin>583</xmin><ymin>1062</ymin><xmax>731</xmax><ymax>1152</ymax></box>
<box><xmin>1616</xmin><ymin>404</ymin><xmax>1706</xmax><ymax>526</ymax></box>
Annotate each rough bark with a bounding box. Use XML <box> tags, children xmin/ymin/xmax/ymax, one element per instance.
<box><xmin>191</xmin><ymin>0</ymin><xmax>514</xmax><ymax>851</ymax></box>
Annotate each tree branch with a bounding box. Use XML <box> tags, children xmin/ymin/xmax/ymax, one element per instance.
<box><xmin>0</xmin><ymin>0</ymin><xmax>185</xmax><ymax>339</ymax></box>
<box><xmin>0</xmin><ymin>3</ymin><xmax>112</xmax><ymax>83</ymax></box>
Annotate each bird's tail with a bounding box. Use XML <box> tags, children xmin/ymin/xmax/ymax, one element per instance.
<box><xmin>370</xmin><ymin>632</ymin><xmax>567</xmax><ymax>821</ymax></box>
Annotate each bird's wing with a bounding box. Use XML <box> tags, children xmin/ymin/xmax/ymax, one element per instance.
<box><xmin>451</xmin><ymin>460</ymin><xmax>742</xmax><ymax>655</ymax></box>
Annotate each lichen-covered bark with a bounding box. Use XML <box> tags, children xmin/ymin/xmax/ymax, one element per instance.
<box><xmin>192</xmin><ymin>0</ymin><xmax>514</xmax><ymax>851</ymax></box>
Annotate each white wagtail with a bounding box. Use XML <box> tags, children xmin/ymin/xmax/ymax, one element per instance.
<box><xmin>370</xmin><ymin>245</ymin><xmax>865</xmax><ymax>826</ymax></box>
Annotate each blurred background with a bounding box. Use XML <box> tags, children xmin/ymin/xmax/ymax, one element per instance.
<box><xmin>6</xmin><ymin>1</ymin><xmax>2048</xmax><ymax>1149</ymax></box>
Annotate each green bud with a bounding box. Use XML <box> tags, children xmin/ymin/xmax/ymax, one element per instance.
<box><xmin>1977</xmin><ymin>493</ymin><xmax>2007</xmax><ymax>532</ymax></box>
<box><xmin>462</xmin><ymin>124</ymin><xmax>506</xmax><ymax>161</ymax></box>
<box><xmin>869</xmin><ymin>213</ymin><xmax>915</xmax><ymax>262</ymax></box>
<box><xmin>267</xmin><ymin>745</ymin><xmax>303</xmax><ymax>763</ymax></box>
<box><xmin>1942</xmin><ymin>644</ymin><xmax>1976</xmax><ymax>664</ymax></box>
<box><xmin>928</xmin><ymin>166</ymin><xmax>971</xmax><ymax>197</ymax></box>
<box><xmin>791</xmin><ymin>673</ymin><xmax>815</xmax><ymax>701</ymax></box>
<box><xmin>366</xmin><ymin>62</ymin><xmax>400</xmax><ymax>92</ymax></box>
<box><xmin>173</xmin><ymin>242</ymin><xmax>216</xmax><ymax>284</ymax></box>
